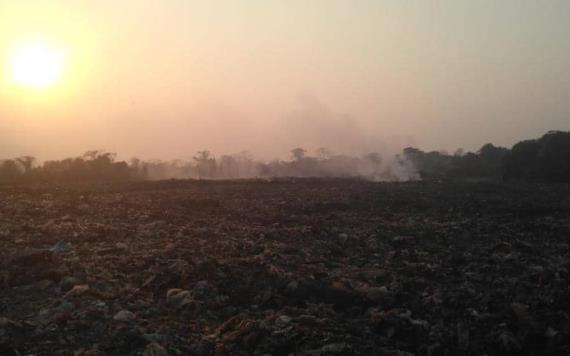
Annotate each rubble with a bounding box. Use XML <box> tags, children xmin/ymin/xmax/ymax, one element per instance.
<box><xmin>113</xmin><ymin>310</ymin><xmax>137</xmax><ymax>323</ymax></box>
<box><xmin>165</xmin><ymin>288</ymin><xmax>193</xmax><ymax>309</ymax></box>
<box><xmin>65</xmin><ymin>285</ymin><xmax>90</xmax><ymax>299</ymax></box>
<box><xmin>0</xmin><ymin>179</ymin><xmax>569</xmax><ymax>355</ymax></box>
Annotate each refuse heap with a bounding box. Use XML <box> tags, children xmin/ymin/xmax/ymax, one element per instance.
<box><xmin>0</xmin><ymin>179</ymin><xmax>569</xmax><ymax>355</ymax></box>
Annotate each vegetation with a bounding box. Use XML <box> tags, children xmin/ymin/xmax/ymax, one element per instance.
<box><xmin>0</xmin><ymin>151</ymin><xmax>143</xmax><ymax>184</ymax></box>
<box><xmin>1</xmin><ymin>131</ymin><xmax>569</xmax><ymax>183</ymax></box>
<box><xmin>403</xmin><ymin>130</ymin><xmax>570</xmax><ymax>182</ymax></box>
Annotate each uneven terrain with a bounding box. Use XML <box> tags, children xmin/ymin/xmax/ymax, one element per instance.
<box><xmin>1</xmin><ymin>179</ymin><xmax>569</xmax><ymax>355</ymax></box>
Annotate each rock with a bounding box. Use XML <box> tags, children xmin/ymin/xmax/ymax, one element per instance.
<box><xmin>60</xmin><ymin>276</ymin><xmax>81</xmax><ymax>293</ymax></box>
<box><xmin>294</xmin><ymin>314</ymin><xmax>323</xmax><ymax>326</ymax></box>
<box><xmin>144</xmin><ymin>333</ymin><xmax>167</xmax><ymax>344</ymax></box>
<box><xmin>287</xmin><ymin>280</ymin><xmax>299</xmax><ymax>291</ymax></box>
<box><xmin>144</xmin><ymin>342</ymin><xmax>168</xmax><ymax>356</ymax></box>
<box><xmin>103</xmin><ymin>327</ymin><xmax>147</xmax><ymax>351</ymax></box>
<box><xmin>457</xmin><ymin>322</ymin><xmax>469</xmax><ymax>350</ymax></box>
<box><xmin>73</xmin><ymin>348</ymin><xmax>105</xmax><ymax>356</ymax></box>
<box><xmin>58</xmin><ymin>302</ymin><xmax>75</xmax><ymax>311</ymax></box>
<box><xmin>93</xmin><ymin>301</ymin><xmax>109</xmax><ymax>314</ymax></box>
<box><xmin>189</xmin><ymin>339</ymin><xmax>214</xmax><ymax>356</ymax></box>
<box><xmin>364</xmin><ymin>286</ymin><xmax>389</xmax><ymax>302</ymax></box>
<box><xmin>544</xmin><ymin>327</ymin><xmax>558</xmax><ymax>339</ymax></box>
<box><xmin>360</xmin><ymin>268</ymin><xmax>387</xmax><ymax>281</ymax></box>
<box><xmin>115</xmin><ymin>242</ymin><xmax>129</xmax><ymax>250</ymax></box>
<box><xmin>35</xmin><ymin>279</ymin><xmax>55</xmax><ymax>289</ymax></box>
<box><xmin>491</xmin><ymin>241</ymin><xmax>512</xmax><ymax>253</ymax></box>
<box><xmin>36</xmin><ymin>308</ymin><xmax>53</xmax><ymax>326</ymax></box>
<box><xmin>50</xmin><ymin>241</ymin><xmax>73</xmax><ymax>254</ymax></box>
<box><xmin>166</xmin><ymin>289</ymin><xmax>193</xmax><ymax>309</ymax></box>
<box><xmin>392</xmin><ymin>235</ymin><xmax>415</xmax><ymax>243</ymax></box>
<box><xmin>528</xmin><ymin>265</ymin><xmax>544</xmax><ymax>273</ymax></box>
<box><xmin>65</xmin><ymin>284</ymin><xmax>90</xmax><ymax>299</ymax></box>
<box><xmin>113</xmin><ymin>310</ymin><xmax>136</xmax><ymax>322</ymax></box>
<box><xmin>510</xmin><ymin>302</ymin><xmax>529</xmax><ymax>320</ymax></box>
<box><xmin>275</xmin><ymin>315</ymin><xmax>292</xmax><ymax>329</ymax></box>
<box><xmin>514</xmin><ymin>239</ymin><xmax>534</xmax><ymax>252</ymax></box>
<box><xmin>0</xmin><ymin>318</ymin><xmax>22</xmax><ymax>330</ymax></box>
<box><xmin>398</xmin><ymin>310</ymin><xmax>430</xmax><ymax>328</ymax></box>
<box><xmin>320</xmin><ymin>343</ymin><xmax>347</xmax><ymax>353</ymax></box>
<box><xmin>498</xmin><ymin>332</ymin><xmax>521</xmax><ymax>353</ymax></box>
<box><xmin>193</xmin><ymin>281</ymin><xmax>212</xmax><ymax>299</ymax></box>
<box><xmin>53</xmin><ymin>310</ymin><xmax>73</xmax><ymax>326</ymax></box>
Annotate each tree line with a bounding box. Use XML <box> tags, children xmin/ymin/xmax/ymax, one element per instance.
<box><xmin>1</xmin><ymin>131</ymin><xmax>569</xmax><ymax>183</ymax></box>
<box><xmin>402</xmin><ymin>130</ymin><xmax>570</xmax><ymax>183</ymax></box>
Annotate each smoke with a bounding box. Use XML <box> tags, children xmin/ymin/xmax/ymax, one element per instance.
<box><xmin>275</xmin><ymin>94</ymin><xmax>389</xmax><ymax>157</ymax></box>
<box><xmin>1</xmin><ymin>91</ymin><xmax>421</xmax><ymax>181</ymax></box>
<box><xmin>384</xmin><ymin>155</ymin><xmax>420</xmax><ymax>182</ymax></box>
<box><xmin>89</xmin><ymin>92</ymin><xmax>417</xmax><ymax>181</ymax></box>
<box><xmin>128</xmin><ymin>94</ymin><xmax>421</xmax><ymax>181</ymax></box>
<box><xmin>140</xmin><ymin>152</ymin><xmax>420</xmax><ymax>182</ymax></box>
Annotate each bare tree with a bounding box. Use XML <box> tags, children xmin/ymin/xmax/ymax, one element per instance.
<box><xmin>16</xmin><ymin>156</ymin><xmax>35</xmax><ymax>174</ymax></box>
<box><xmin>290</xmin><ymin>147</ymin><xmax>307</xmax><ymax>161</ymax></box>
<box><xmin>316</xmin><ymin>147</ymin><xmax>332</xmax><ymax>161</ymax></box>
<box><xmin>194</xmin><ymin>150</ymin><xmax>216</xmax><ymax>179</ymax></box>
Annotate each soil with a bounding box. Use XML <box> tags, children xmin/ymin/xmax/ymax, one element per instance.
<box><xmin>1</xmin><ymin>179</ymin><xmax>569</xmax><ymax>355</ymax></box>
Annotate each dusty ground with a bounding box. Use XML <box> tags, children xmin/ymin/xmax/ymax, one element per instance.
<box><xmin>0</xmin><ymin>179</ymin><xmax>569</xmax><ymax>355</ymax></box>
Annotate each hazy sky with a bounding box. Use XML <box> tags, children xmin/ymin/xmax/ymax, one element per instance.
<box><xmin>0</xmin><ymin>0</ymin><xmax>569</xmax><ymax>160</ymax></box>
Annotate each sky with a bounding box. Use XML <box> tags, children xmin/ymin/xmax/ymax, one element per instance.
<box><xmin>0</xmin><ymin>0</ymin><xmax>569</xmax><ymax>161</ymax></box>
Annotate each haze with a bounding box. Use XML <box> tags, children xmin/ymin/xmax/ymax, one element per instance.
<box><xmin>1</xmin><ymin>0</ymin><xmax>569</xmax><ymax>161</ymax></box>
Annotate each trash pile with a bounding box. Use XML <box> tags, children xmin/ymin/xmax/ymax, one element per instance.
<box><xmin>0</xmin><ymin>180</ymin><xmax>569</xmax><ymax>355</ymax></box>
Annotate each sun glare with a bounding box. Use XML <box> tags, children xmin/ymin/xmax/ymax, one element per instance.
<box><xmin>9</xmin><ymin>42</ymin><xmax>65</xmax><ymax>89</ymax></box>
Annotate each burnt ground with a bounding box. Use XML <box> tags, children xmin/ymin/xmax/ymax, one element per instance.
<box><xmin>0</xmin><ymin>179</ymin><xmax>569</xmax><ymax>356</ymax></box>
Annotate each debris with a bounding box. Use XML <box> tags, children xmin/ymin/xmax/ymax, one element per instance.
<box><xmin>363</xmin><ymin>286</ymin><xmax>389</xmax><ymax>302</ymax></box>
<box><xmin>545</xmin><ymin>327</ymin><xmax>558</xmax><ymax>339</ymax></box>
<box><xmin>166</xmin><ymin>289</ymin><xmax>193</xmax><ymax>309</ymax></box>
<box><xmin>113</xmin><ymin>310</ymin><xmax>137</xmax><ymax>323</ymax></box>
<box><xmin>274</xmin><ymin>315</ymin><xmax>292</xmax><ymax>329</ymax></box>
<box><xmin>528</xmin><ymin>265</ymin><xmax>545</xmax><ymax>273</ymax></box>
<box><xmin>510</xmin><ymin>302</ymin><xmax>530</xmax><ymax>321</ymax></box>
<box><xmin>60</xmin><ymin>276</ymin><xmax>81</xmax><ymax>293</ymax></box>
<box><xmin>319</xmin><ymin>342</ymin><xmax>347</xmax><ymax>354</ymax></box>
<box><xmin>392</xmin><ymin>235</ymin><xmax>415</xmax><ymax>243</ymax></box>
<box><xmin>50</xmin><ymin>241</ymin><xmax>73</xmax><ymax>254</ymax></box>
<box><xmin>64</xmin><ymin>285</ymin><xmax>90</xmax><ymax>299</ymax></box>
<box><xmin>143</xmin><ymin>342</ymin><xmax>168</xmax><ymax>356</ymax></box>
<box><xmin>0</xmin><ymin>180</ymin><xmax>569</xmax><ymax>355</ymax></box>
<box><xmin>456</xmin><ymin>322</ymin><xmax>469</xmax><ymax>350</ymax></box>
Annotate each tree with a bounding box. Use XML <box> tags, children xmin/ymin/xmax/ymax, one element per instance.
<box><xmin>364</xmin><ymin>152</ymin><xmax>382</xmax><ymax>165</ymax></box>
<box><xmin>290</xmin><ymin>147</ymin><xmax>306</xmax><ymax>161</ymax></box>
<box><xmin>194</xmin><ymin>150</ymin><xmax>216</xmax><ymax>179</ymax></box>
<box><xmin>503</xmin><ymin>140</ymin><xmax>540</xmax><ymax>181</ymax></box>
<box><xmin>219</xmin><ymin>155</ymin><xmax>238</xmax><ymax>179</ymax></box>
<box><xmin>0</xmin><ymin>160</ymin><xmax>22</xmax><ymax>182</ymax></box>
<box><xmin>477</xmin><ymin>143</ymin><xmax>508</xmax><ymax>178</ymax></box>
<box><xmin>536</xmin><ymin>131</ymin><xmax>570</xmax><ymax>182</ymax></box>
<box><xmin>315</xmin><ymin>147</ymin><xmax>332</xmax><ymax>161</ymax></box>
<box><xmin>16</xmin><ymin>156</ymin><xmax>35</xmax><ymax>174</ymax></box>
<box><xmin>503</xmin><ymin>131</ymin><xmax>570</xmax><ymax>182</ymax></box>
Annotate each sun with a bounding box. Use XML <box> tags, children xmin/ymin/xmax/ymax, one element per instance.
<box><xmin>9</xmin><ymin>42</ymin><xmax>65</xmax><ymax>89</ymax></box>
